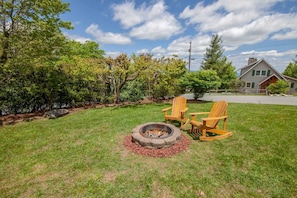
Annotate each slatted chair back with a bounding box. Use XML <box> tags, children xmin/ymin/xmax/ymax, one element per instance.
<box><xmin>207</xmin><ymin>100</ymin><xmax>228</xmax><ymax>128</ymax></box>
<box><xmin>171</xmin><ymin>96</ymin><xmax>187</xmax><ymax>118</ymax></box>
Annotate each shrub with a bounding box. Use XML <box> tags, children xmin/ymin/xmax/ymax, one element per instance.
<box><xmin>267</xmin><ymin>80</ymin><xmax>289</xmax><ymax>94</ymax></box>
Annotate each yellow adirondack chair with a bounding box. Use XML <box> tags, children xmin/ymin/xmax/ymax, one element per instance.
<box><xmin>189</xmin><ymin>100</ymin><xmax>233</xmax><ymax>141</ymax></box>
<box><xmin>162</xmin><ymin>96</ymin><xmax>189</xmax><ymax>128</ymax></box>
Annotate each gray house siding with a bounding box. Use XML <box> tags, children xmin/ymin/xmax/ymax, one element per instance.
<box><xmin>283</xmin><ymin>75</ymin><xmax>297</xmax><ymax>94</ymax></box>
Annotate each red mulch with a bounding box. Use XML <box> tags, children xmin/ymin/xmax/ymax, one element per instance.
<box><xmin>123</xmin><ymin>134</ymin><xmax>191</xmax><ymax>158</ymax></box>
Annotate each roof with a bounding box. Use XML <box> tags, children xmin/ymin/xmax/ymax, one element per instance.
<box><xmin>238</xmin><ymin>59</ymin><xmax>260</xmax><ymax>71</ymax></box>
<box><xmin>282</xmin><ymin>75</ymin><xmax>297</xmax><ymax>82</ymax></box>
<box><xmin>238</xmin><ymin>58</ymin><xmax>286</xmax><ymax>80</ymax></box>
<box><xmin>258</xmin><ymin>74</ymin><xmax>282</xmax><ymax>85</ymax></box>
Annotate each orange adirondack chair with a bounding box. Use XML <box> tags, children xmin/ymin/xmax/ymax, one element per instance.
<box><xmin>189</xmin><ymin>100</ymin><xmax>233</xmax><ymax>141</ymax></box>
<box><xmin>162</xmin><ymin>96</ymin><xmax>189</xmax><ymax>128</ymax></box>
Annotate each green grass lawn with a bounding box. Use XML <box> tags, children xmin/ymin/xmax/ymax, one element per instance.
<box><xmin>1</xmin><ymin>102</ymin><xmax>297</xmax><ymax>197</ymax></box>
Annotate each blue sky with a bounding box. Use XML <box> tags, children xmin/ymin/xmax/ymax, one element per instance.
<box><xmin>61</xmin><ymin>0</ymin><xmax>297</xmax><ymax>72</ymax></box>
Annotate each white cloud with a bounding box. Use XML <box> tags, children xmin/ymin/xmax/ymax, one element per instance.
<box><xmin>64</xmin><ymin>33</ymin><xmax>91</xmax><ymax>43</ymax></box>
<box><xmin>129</xmin><ymin>16</ymin><xmax>182</xmax><ymax>40</ymax></box>
<box><xmin>180</xmin><ymin>0</ymin><xmax>282</xmax><ymax>32</ymax></box>
<box><xmin>112</xmin><ymin>0</ymin><xmax>183</xmax><ymax>40</ymax></box>
<box><xmin>85</xmin><ymin>24</ymin><xmax>132</xmax><ymax>45</ymax></box>
<box><xmin>167</xmin><ymin>34</ymin><xmax>211</xmax><ymax>57</ymax></box>
<box><xmin>220</xmin><ymin>13</ymin><xmax>297</xmax><ymax>49</ymax></box>
<box><xmin>152</xmin><ymin>46</ymin><xmax>166</xmax><ymax>54</ymax></box>
<box><xmin>151</xmin><ymin>46</ymin><xmax>166</xmax><ymax>58</ymax></box>
<box><xmin>241</xmin><ymin>49</ymin><xmax>297</xmax><ymax>57</ymax></box>
<box><xmin>271</xmin><ymin>29</ymin><xmax>297</xmax><ymax>40</ymax></box>
<box><xmin>179</xmin><ymin>0</ymin><xmax>296</xmax><ymax>51</ymax></box>
<box><xmin>136</xmin><ymin>49</ymin><xmax>149</xmax><ymax>54</ymax></box>
<box><xmin>104</xmin><ymin>51</ymin><xmax>125</xmax><ymax>58</ymax></box>
<box><xmin>112</xmin><ymin>1</ymin><xmax>146</xmax><ymax>29</ymax></box>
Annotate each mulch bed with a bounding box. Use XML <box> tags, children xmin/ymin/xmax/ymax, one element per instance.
<box><xmin>123</xmin><ymin>134</ymin><xmax>191</xmax><ymax>158</ymax></box>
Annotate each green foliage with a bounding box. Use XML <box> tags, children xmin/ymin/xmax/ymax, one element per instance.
<box><xmin>229</xmin><ymin>78</ymin><xmax>245</xmax><ymax>91</ymax></box>
<box><xmin>201</xmin><ymin>34</ymin><xmax>224</xmax><ymax>70</ymax></box>
<box><xmin>142</xmin><ymin>56</ymin><xmax>187</xmax><ymax>99</ymax></box>
<box><xmin>66</xmin><ymin>40</ymin><xmax>105</xmax><ymax>58</ymax></box>
<box><xmin>101</xmin><ymin>54</ymin><xmax>147</xmax><ymax>103</ymax></box>
<box><xmin>0</xmin><ymin>0</ymin><xmax>72</xmax><ymax>67</ymax></box>
<box><xmin>201</xmin><ymin>34</ymin><xmax>236</xmax><ymax>89</ymax></box>
<box><xmin>267</xmin><ymin>80</ymin><xmax>289</xmax><ymax>94</ymax></box>
<box><xmin>180</xmin><ymin>70</ymin><xmax>221</xmax><ymax>99</ymax></box>
<box><xmin>120</xmin><ymin>80</ymin><xmax>146</xmax><ymax>102</ymax></box>
<box><xmin>0</xmin><ymin>0</ymin><xmax>75</xmax><ymax>114</ymax></box>
<box><xmin>283</xmin><ymin>57</ymin><xmax>297</xmax><ymax>78</ymax></box>
<box><xmin>57</xmin><ymin>54</ymin><xmax>107</xmax><ymax>105</ymax></box>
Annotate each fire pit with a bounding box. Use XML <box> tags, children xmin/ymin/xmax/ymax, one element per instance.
<box><xmin>132</xmin><ymin>122</ymin><xmax>181</xmax><ymax>149</ymax></box>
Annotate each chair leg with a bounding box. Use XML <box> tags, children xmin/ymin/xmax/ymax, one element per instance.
<box><xmin>191</xmin><ymin>125</ymin><xmax>194</xmax><ymax>133</ymax></box>
<box><xmin>202</xmin><ymin>128</ymin><xmax>207</xmax><ymax>138</ymax></box>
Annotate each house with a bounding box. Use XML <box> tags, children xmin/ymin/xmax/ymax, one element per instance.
<box><xmin>238</xmin><ymin>58</ymin><xmax>297</xmax><ymax>94</ymax></box>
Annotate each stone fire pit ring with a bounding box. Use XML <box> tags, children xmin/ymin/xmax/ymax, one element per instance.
<box><xmin>132</xmin><ymin>122</ymin><xmax>181</xmax><ymax>149</ymax></box>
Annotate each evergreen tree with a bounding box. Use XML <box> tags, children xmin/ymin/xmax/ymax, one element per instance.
<box><xmin>201</xmin><ymin>34</ymin><xmax>224</xmax><ymax>70</ymax></box>
<box><xmin>201</xmin><ymin>34</ymin><xmax>237</xmax><ymax>89</ymax></box>
<box><xmin>283</xmin><ymin>55</ymin><xmax>297</xmax><ymax>79</ymax></box>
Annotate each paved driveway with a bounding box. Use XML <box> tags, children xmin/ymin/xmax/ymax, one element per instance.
<box><xmin>182</xmin><ymin>94</ymin><xmax>297</xmax><ymax>106</ymax></box>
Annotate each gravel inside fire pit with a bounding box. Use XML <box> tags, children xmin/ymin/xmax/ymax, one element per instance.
<box><xmin>124</xmin><ymin>134</ymin><xmax>191</xmax><ymax>158</ymax></box>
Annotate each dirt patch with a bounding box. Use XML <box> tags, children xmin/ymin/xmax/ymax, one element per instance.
<box><xmin>103</xmin><ymin>171</ymin><xmax>118</xmax><ymax>183</ymax></box>
<box><xmin>123</xmin><ymin>134</ymin><xmax>191</xmax><ymax>158</ymax></box>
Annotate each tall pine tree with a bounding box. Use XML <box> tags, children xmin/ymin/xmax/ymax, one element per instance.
<box><xmin>283</xmin><ymin>55</ymin><xmax>297</xmax><ymax>79</ymax></box>
<box><xmin>201</xmin><ymin>34</ymin><xmax>236</xmax><ymax>89</ymax></box>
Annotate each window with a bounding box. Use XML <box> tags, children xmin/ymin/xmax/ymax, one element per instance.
<box><xmin>261</xmin><ymin>70</ymin><xmax>266</xmax><ymax>76</ymax></box>
<box><xmin>256</xmin><ymin>70</ymin><xmax>261</xmax><ymax>76</ymax></box>
<box><xmin>246</xmin><ymin>82</ymin><xmax>251</xmax><ymax>87</ymax></box>
<box><xmin>267</xmin><ymin>70</ymin><xmax>271</xmax><ymax>76</ymax></box>
<box><xmin>291</xmin><ymin>82</ymin><xmax>294</xmax><ymax>88</ymax></box>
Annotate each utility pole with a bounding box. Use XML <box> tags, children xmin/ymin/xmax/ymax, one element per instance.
<box><xmin>188</xmin><ymin>41</ymin><xmax>192</xmax><ymax>71</ymax></box>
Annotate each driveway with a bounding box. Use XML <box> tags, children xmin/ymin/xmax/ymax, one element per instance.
<box><xmin>182</xmin><ymin>94</ymin><xmax>297</xmax><ymax>106</ymax></box>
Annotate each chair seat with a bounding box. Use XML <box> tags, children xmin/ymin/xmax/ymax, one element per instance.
<box><xmin>190</xmin><ymin>120</ymin><xmax>213</xmax><ymax>129</ymax></box>
<box><xmin>165</xmin><ymin>115</ymin><xmax>182</xmax><ymax>120</ymax></box>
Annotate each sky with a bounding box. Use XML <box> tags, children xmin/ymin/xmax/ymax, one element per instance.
<box><xmin>61</xmin><ymin>0</ymin><xmax>297</xmax><ymax>72</ymax></box>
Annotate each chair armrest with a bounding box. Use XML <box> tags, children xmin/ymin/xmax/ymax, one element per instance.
<box><xmin>162</xmin><ymin>107</ymin><xmax>172</xmax><ymax>112</ymax></box>
<box><xmin>202</xmin><ymin>115</ymin><xmax>227</xmax><ymax>121</ymax></box>
<box><xmin>189</xmin><ymin>112</ymin><xmax>209</xmax><ymax>116</ymax></box>
<box><xmin>190</xmin><ymin>112</ymin><xmax>210</xmax><ymax>120</ymax></box>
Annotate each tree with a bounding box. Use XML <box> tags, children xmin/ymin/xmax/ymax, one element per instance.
<box><xmin>102</xmin><ymin>54</ymin><xmax>148</xmax><ymax>103</ymax></box>
<box><xmin>149</xmin><ymin>56</ymin><xmax>187</xmax><ymax>99</ymax></box>
<box><xmin>283</xmin><ymin>56</ymin><xmax>297</xmax><ymax>78</ymax></box>
<box><xmin>0</xmin><ymin>0</ymin><xmax>72</xmax><ymax>85</ymax></box>
<box><xmin>180</xmin><ymin>70</ymin><xmax>221</xmax><ymax>100</ymax></box>
<box><xmin>229</xmin><ymin>79</ymin><xmax>245</xmax><ymax>92</ymax></box>
<box><xmin>0</xmin><ymin>0</ymin><xmax>72</xmax><ymax>114</ymax></box>
<box><xmin>201</xmin><ymin>34</ymin><xmax>224</xmax><ymax>70</ymax></box>
<box><xmin>201</xmin><ymin>34</ymin><xmax>236</xmax><ymax>89</ymax></box>
<box><xmin>56</xmin><ymin>40</ymin><xmax>106</xmax><ymax>105</ymax></box>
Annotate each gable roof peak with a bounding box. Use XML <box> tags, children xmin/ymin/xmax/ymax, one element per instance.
<box><xmin>238</xmin><ymin>58</ymin><xmax>285</xmax><ymax>80</ymax></box>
